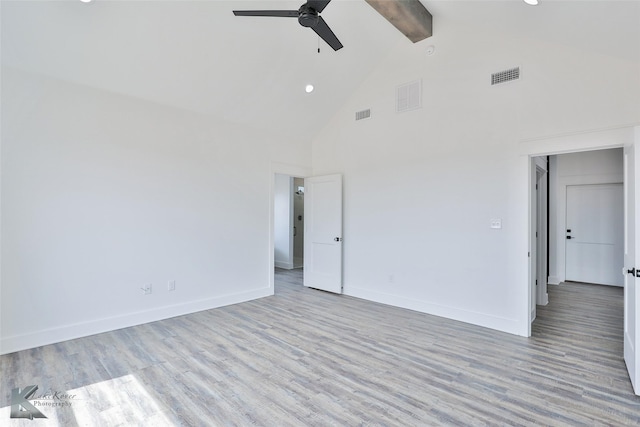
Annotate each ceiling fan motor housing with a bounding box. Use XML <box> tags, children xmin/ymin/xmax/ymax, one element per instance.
<box><xmin>298</xmin><ymin>4</ymin><xmax>319</xmax><ymax>27</ymax></box>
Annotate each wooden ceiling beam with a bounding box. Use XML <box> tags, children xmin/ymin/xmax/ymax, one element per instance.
<box><xmin>365</xmin><ymin>0</ymin><xmax>433</xmax><ymax>43</ymax></box>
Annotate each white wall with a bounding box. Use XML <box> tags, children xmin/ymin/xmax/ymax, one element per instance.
<box><xmin>547</xmin><ymin>149</ymin><xmax>624</xmax><ymax>285</ymax></box>
<box><xmin>311</xmin><ymin>22</ymin><xmax>640</xmax><ymax>335</ymax></box>
<box><xmin>0</xmin><ymin>68</ymin><xmax>311</xmax><ymax>354</ymax></box>
<box><xmin>274</xmin><ymin>174</ymin><xmax>293</xmax><ymax>269</ymax></box>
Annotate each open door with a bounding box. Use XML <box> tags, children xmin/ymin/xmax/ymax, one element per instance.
<box><xmin>624</xmin><ymin>140</ymin><xmax>640</xmax><ymax>394</ymax></box>
<box><xmin>303</xmin><ymin>174</ymin><xmax>343</xmax><ymax>293</ymax></box>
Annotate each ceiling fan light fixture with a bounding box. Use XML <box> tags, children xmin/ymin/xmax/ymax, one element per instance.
<box><xmin>305</xmin><ymin>84</ymin><xmax>315</xmax><ymax>93</ymax></box>
<box><xmin>523</xmin><ymin>0</ymin><xmax>539</xmax><ymax>5</ymax></box>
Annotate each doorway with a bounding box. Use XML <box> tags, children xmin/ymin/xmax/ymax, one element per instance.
<box><xmin>522</xmin><ymin>129</ymin><xmax>633</xmax><ymax>339</ymax></box>
<box><xmin>274</xmin><ymin>174</ymin><xmax>304</xmax><ymax>271</ymax></box>
<box><xmin>529</xmin><ymin>148</ymin><xmax>628</xmax><ymax>356</ymax></box>
<box><xmin>545</xmin><ymin>149</ymin><xmax>624</xmax><ymax>289</ymax></box>
<box><xmin>520</xmin><ymin>126</ymin><xmax>640</xmax><ymax>391</ymax></box>
<box><xmin>533</xmin><ymin>149</ymin><xmax>624</xmax><ymax>316</ymax></box>
<box><xmin>271</xmin><ymin>171</ymin><xmax>344</xmax><ymax>294</ymax></box>
<box><xmin>269</xmin><ymin>163</ymin><xmax>311</xmax><ymax>292</ymax></box>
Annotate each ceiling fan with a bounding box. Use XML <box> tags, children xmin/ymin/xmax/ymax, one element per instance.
<box><xmin>232</xmin><ymin>0</ymin><xmax>343</xmax><ymax>51</ymax></box>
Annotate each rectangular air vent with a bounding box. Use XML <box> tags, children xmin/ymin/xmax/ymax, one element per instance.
<box><xmin>355</xmin><ymin>109</ymin><xmax>371</xmax><ymax>121</ymax></box>
<box><xmin>396</xmin><ymin>80</ymin><xmax>422</xmax><ymax>113</ymax></box>
<box><xmin>491</xmin><ymin>67</ymin><xmax>520</xmax><ymax>85</ymax></box>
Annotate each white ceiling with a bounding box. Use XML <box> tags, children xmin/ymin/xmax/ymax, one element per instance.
<box><xmin>2</xmin><ymin>0</ymin><xmax>639</xmax><ymax>138</ymax></box>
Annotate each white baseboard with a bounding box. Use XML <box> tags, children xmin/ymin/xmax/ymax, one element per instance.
<box><xmin>538</xmin><ymin>292</ymin><xmax>549</xmax><ymax>306</ymax></box>
<box><xmin>0</xmin><ymin>287</ymin><xmax>272</xmax><ymax>355</ymax></box>
<box><xmin>548</xmin><ymin>276</ymin><xmax>562</xmax><ymax>285</ymax></box>
<box><xmin>275</xmin><ymin>261</ymin><xmax>294</xmax><ymax>269</ymax></box>
<box><xmin>344</xmin><ymin>286</ymin><xmax>525</xmax><ymax>336</ymax></box>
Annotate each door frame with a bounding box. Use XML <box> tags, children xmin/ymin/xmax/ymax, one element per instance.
<box><xmin>519</xmin><ymin>125</ymin><xmax>637</xmax><ymax>337</ymax></box>
<box><xmin>536</xmin><ymin>163</ymin><xmax>549</xmax><ymax>306</ymax></box>
<box><xmin>530</xmin><ymin>156</ymin><xmax>549</xmax><ymax>321</ymax></box>
<box><xmin>269</xmin><ymin>162</ymin><xmax>312</xmax><ymax>292</ymax></box>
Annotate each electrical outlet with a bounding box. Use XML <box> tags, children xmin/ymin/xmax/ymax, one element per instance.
<box><xmin>141</xmin><ymin>284</ymin><xmax>152</xmax><ymax>295</ymax></box>
<box><xmin>168</xmin><ymin>280</ymin><xmax>176</xmax><ymax>291</ymax></box>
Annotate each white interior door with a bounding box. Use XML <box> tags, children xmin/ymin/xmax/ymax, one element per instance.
<box><xmin>303</xmin><ymin>174</ymin><xmax>343</xmax><ymax>293</ymax></box>
<box><xmin>565</xmin><ymin>184</ymin><xmax>624</xmax><ymax>286</ymax></box>
<box><xmin>624</xmin><ymin>143</ymin><xmax>640</xmax><ymax>394</ymax></box>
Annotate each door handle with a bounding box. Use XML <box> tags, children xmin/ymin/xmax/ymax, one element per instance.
<box><xmin>628</xmin><ymin>268</ymin><xmax>636</xmax><ymax>276</ymax></box>
<box><xmin>334</xmin><ymin>237</ymin><xmax>342</xmax><ymax>242</ymax></box>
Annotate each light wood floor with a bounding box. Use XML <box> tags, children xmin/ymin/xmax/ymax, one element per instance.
<box><xmin>2</xmin><ymin>270</ymin><xmax>640</xmax><ymax>426</ymax></box>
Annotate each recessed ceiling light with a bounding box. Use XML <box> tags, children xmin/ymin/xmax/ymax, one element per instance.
<box><xmin>80</xmin><ymin>0</ymin><xmax>93</xmax><ymax>3</ymax></box>
<box><xmin>305</xmin><ymin>84</ymin><xmax>314</xmax><ymax>93</ymax></box>
<box><xmin>523</xmin><ymin>0</ymin><xmax>539</xmax><ymax>5</ymax></box>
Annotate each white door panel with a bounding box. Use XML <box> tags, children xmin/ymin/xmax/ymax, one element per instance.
<box><xmin>566</xmin><ymin>184</ymin><xmax>624</xmax><ymax>286</ymax></box>
<box><xmin>566</xmin><ymin>243</ymin><xmax>620</xmax><ymax>285</ymax></box>
<box><xmin>624</xmin><ymin>142</ymin><xmax>639</xmax><ymax>395</ymax></box>
<box><xmin>303</xmin><ymin>174</ymin><xmax>343</xmax><ymax>293</ymax></box>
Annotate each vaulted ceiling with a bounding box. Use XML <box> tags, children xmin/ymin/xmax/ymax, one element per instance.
<box><xmin>2</xmin><ymin>0</ymin><xmax>639</xmax><ymax>139</ymax></box>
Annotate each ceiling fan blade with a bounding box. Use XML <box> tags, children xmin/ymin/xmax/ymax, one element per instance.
<box><xmin>307</xmin><ymin>0</ymin><xmax>331</xmax><ymax>13</ymax></box>
<box><xmin>311</xmin><ymin>17</ymin><xmax>343</xmax><ymax>51</ymax></box>
<box><xmin>233</xmin><ymin>10</ymin><xmax>299</xmax><ymax>17</ymax></box>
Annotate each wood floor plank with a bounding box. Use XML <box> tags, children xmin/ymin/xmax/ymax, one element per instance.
<box><xmin>2</xmin><ymin>270</ymin><xmax>640</xmax><ymax>425</ymax></box>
